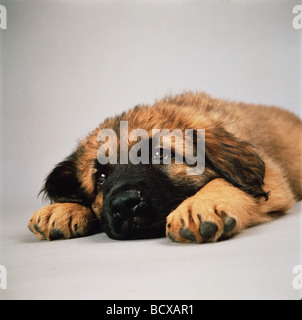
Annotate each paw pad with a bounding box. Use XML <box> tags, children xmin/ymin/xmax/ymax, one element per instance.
<box><xmin>33</xmin><ymin>224</ymin><xmax>46</xmax><ymax>240</ymax></box>
<box><xmin>179</xmin><ymin>226</ymin><xmax>196</xmax><ymax>242</ymax></box>
<box><xmin>27</xmin><ymin>203</ymin><xmax>97</xmax><ymax>241</ymax></box>
<box><xmin>49</xmin><ymin>228</ymin><xmax>65</xmax><ymax>240</ymax></box>
<box><xmin>166</xmin><ymin>207</ymin><xmax>237</xmax><ymax>244</ymax></box>
<box><xmin>199</xmin><ymin>221</ymin><xmax>218</xmax><ymax>242</ymax></box>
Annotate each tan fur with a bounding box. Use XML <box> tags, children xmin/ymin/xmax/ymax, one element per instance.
<box><xmin>167</xmin><ymin>178</ymin><xmax>265</xmax><ymax>243</ymax></box>
<box><xmin>28</xmin><ymin>203</ymin><xmax>95</xmax><ymax>240</ymax></box>
<box><xmin>28</xmin><ymin>92</ymin><xmax>302</xmax><ymax>243</ymax></box>
<box><xmin>164</xmin><ymin>92</ymin><xmax>302</xmax><ymax>199</ymax></box>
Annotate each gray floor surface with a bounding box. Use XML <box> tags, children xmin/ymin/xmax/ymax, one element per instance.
<box><xmin>0</xmin><ymin>202</ymin><xmax>301</xmax><ymax>300</ymax></box>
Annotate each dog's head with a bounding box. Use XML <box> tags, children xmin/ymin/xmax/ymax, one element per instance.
<box><xmin>40</xmin><ymin>104</ymin><xmax>268</xmax><ymax>240</ymax></box>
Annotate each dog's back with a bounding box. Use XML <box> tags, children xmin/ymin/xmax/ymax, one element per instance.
<box><xmin>165</xmin><ymin>92</ymin><xmax>302</xmax><ymax>199</ymax></box>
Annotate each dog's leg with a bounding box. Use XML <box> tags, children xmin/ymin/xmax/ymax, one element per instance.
<box><xmin>28</xmin><ymin>203</ymin><xmax>99</xmax><ymax>240</ymax></box>
<box><xmin>166</xmin><ymin>165</ymin><xmax>295</xmax><ymax>243</ymax></box>
<box><xmin>166</xmin><ymin>178</ymin><xmax>262</xmax><ymax>243</ymax></box>
<box><xmin>257</xmin><ymin>157</ymin><xmax>297</xmax><ymax>215</ymax></box>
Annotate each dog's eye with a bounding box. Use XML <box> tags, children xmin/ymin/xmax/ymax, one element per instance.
<box><xmin>152</xmin><ymin>148</ymin><xmax>171</xmax><ymax>163</ymax></box>
<box><xmin>98</xmin><ymin>173</ymin><xmax>106</xmax><ymax>186</ymax></box>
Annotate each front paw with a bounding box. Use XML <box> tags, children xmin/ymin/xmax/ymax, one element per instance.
<box><xmin>27</xmin><ymin>203</ymin><xmax>96</xmax><ymax>240</ymax></box>
<box><xmin>166</xmin><ymin>197</ymin><xmax>237</xmax><ymax>243</ymax></box>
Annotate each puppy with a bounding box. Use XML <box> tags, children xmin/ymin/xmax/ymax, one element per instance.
<box><xmin>28</xmin><ymin>92</ymin><xmax>302</xmax><ymax>243</ymax></box>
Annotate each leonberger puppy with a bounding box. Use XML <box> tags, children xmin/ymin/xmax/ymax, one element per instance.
<box><xmin>28</xmin><ymin>92</ymin><xmax>302</xmax><ymax>243</ymax></box>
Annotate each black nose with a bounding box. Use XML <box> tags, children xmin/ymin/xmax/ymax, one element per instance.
<box><xmin>110</xmin><ymin>190</ymin><xmax>142</xmax><ymax>220</ymax></box>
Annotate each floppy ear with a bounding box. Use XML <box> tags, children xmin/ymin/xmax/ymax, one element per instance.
<box><xmin>40</xmin><ymin>150</ymin><xmax>91</xmax><ymax>205</ymax></box>
<box><xmin>205</xmin><ymin>127</ymin><xmax>269</xmax><ymax>200</ymax></box>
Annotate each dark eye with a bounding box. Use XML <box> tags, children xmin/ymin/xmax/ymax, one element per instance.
<box><xmin>98</xmin><ymin>173</ymin><xmax>106</xmax><ymax>186</ymax></box>
<box><xmin>152</xmin><ymin>148</ymin><xmax>171</xmax><ymax>163</ymax></box>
